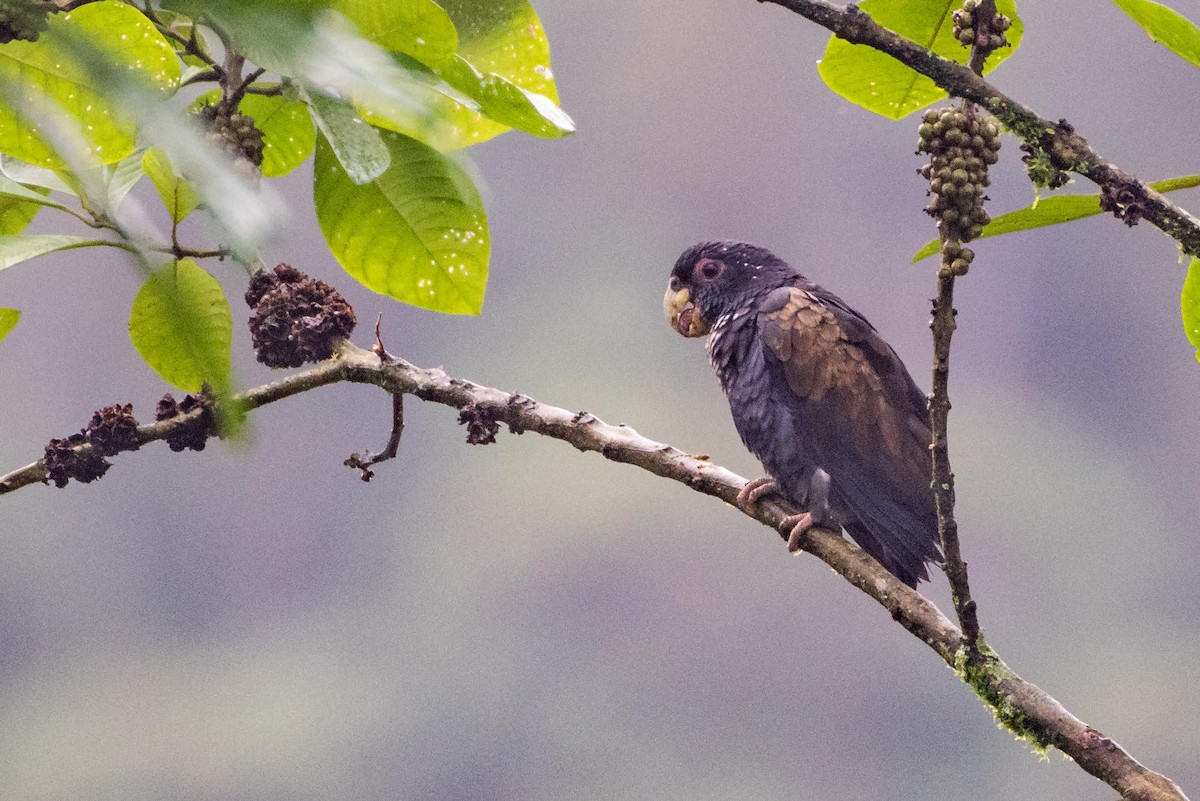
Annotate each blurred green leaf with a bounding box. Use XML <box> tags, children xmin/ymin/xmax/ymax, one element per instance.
<box><xmin>314</xmin><ymin>129</ymin><xmax>489</xmax><ymax>314</ymax></box>
<box><xmin>818</xmin><ymin>0</ymin><xmax>1024</xmax><ymax>119</ymax></box>
<box><xmin>0</xmin><ymin>173</ymin><xmax>68</xmax><ymax>211</ymax></box>
<box><xmin>0</xmin><ymin>191</ymin><xmax>42</xmax><ymax>235</ymax></box>
<box><xmin>0</xmin><ymin>1</ymin><xmax>180</xmax><ymax>167</ymax></box>
<box><xmin>912</xmin><ymin>175</ymin><xmax>1200</xmax><ymax>261</ymax></box>
<box><xmin>103</xmin><ymin>149</ymin><xmax>147</xmax><ymax>211</ymax></box>
<box><xmin>243</xmin><ymin>92</ymin><xmax>318</xmax><ymax>178</ymax></box>
<box><xmin>303</xmin><ymin>88</ymin><xmax>391</xmax><ymax>184</ymax></box>
<box><xmin>0</xmin><ymin>157</ymin><xmax>78</xmax><ymax>196</ymax></box>
<box><xmin>143</xmin><ymin>148</ymin><xmax>202</xmax><ymax>223</ymax></box>
<box><xmin>0</xmin><ymin>234</ymin><xmax>126</xmax><ymax>271</ymax></box>
<box><xmin>1183</xmin><ymin>258</ymin><xmax>1200</xmax><ymax>362</ymax></box>
<box><xmin>129</xmin><ymin>259</ymin><xmax>232</xmax><ymax>392</ymax></box>
<box><xmin>0</xmin><ymin>307</ymin><xmax>18</xmax><ymax>343</ymax></box>
<box><xmin>170</xmin><ymin>0</ymin><xmax>457</xmax><ymax>150</ymax></box>
<box><xmin>162</xmin><ymin>0</ymin><xmax>320</xmax><ymax>74</ymax></box>
<box><xmin>334</xmin><ymin>0</ymin><xmax>459</xmax><ymax>66</ymax></box>
<box><xmin>439</xmin><ymin>55</ymin><xmax>573</xmax><ymax>139</ymax></box>
<box><xmin>193</xmin><ymin>87</ymin><xmax>318</xmax><ymax>177</ymax></box>
<box><xmin>0</xmin><ymin>175</ymin><xmax>55</xmax><ymax>234</ymax></box>
<box><xmin>363</xmin><ymin>0</ymin><xmax>568</xmax><ymax>148</ymax></box>
<box><xmin>1112</xmin><ymin>0</ymin><xmax>1200</xmax><ymax>69</ymax></box>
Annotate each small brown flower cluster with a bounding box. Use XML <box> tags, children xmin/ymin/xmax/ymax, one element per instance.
<box><xmin>43</xmin><ymin>403</ymin><xmax>140</xmax><ymax>488</ymax></box>
<box><xmin>155</xmin><ymin>391</ymin><xmax>215</xmax><ymax>452</ymax></box>
<box><xmin>0</xmin><ymin>0</ymin><xmax>50</xmax><ymax>44</ymax></box>
<box><xmin>246</xmin><ymin>264</ymin><xmax>357</xmax><ymax>368</ymax></box>
<box><xmin>952</xmin><ymin>0</ymin><xmax>1012</xmax><ymax>51</ymax></box>
<box><xmin>195</xmin><ymin>103</ymin><xmax>266</xmax><ymax>168</ymax></box>
<box><xmin>918</xmin><ymin>107</ymin><xmax>1001</xmax><ymax>275</ymax></box>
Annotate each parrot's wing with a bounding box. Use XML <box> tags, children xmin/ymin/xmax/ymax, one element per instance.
<box><xmin>757</xmin><ymin>285</ymin><xmax>943</xmax><ymax>585</ymax></box>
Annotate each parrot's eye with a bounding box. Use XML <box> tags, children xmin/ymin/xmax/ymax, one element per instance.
<box><xmin>693</xmin><ymin>259</ymin><xmax>724</xmax><ymax>282</ymax></box>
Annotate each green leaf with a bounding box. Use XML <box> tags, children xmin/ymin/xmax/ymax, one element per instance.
<box><xmin>302</xmin><ymin>88</ymin><xmax>391</xmax><ymax>184</ymax></box>
<box><xmin>912</xmin><ymin>175</ymin><xmax>1200</xmax><ymax>261</ymax></box>
<box><xmin>0</xmin><ymin>234</ymin><xmax>125</xmax><ymax>271</ymax></box>
<box><xmin>818</xmin><ymin>0</ymin><xmax>1024</xmax><ymax>119</ymax></box>
<box><xmin>0</xmin><ymin>1</ymin><xmax>180</xmax><ymax>167</ymax></box>
<box><xmin>0</xmin><ymin>308</ymin><xmax>19</xmax><ymax>343</ymax></box>
<box><xmin>363</xmin><ymin>0</ymin><xmax>569</xmax><ymax>148</ymax></box>
<box><xmin>334</xmin><ymin>0</ymin><xmax>459</xmax><ymax>66</ymax></box>
<box><xmin>0</xmin><ymin>157</ymin><xmax>78</xmax><ymax>196</ymax></box>
<box><xmin>243</xmin><ymin>92</ymin><xmax>318</xmax><ymax>178</ymax></box>
<box><xmin>1183</xmin><ymin>258</ymin><xmax>1200</xmax><ymax>362</ymax></box>
<box><xmin>1112</xmin><ymin>0</ymin><xmax>1200</xmax><ymax>69</ymax></box>
<box><xmin>314</xmin><ymin>129</ymin><xmax>489</xmax><ymax>314</ymax></box>
<box><xmin>129</xmin><ymin>259</ymin><xmax>232</xmax><ymax>392</ymax></box>
<box><xmin>438</xmin><ymin>55</ymin><xmax>574</xmax><ymax>139</ymax></box>
<box><xmin>142</xmin><ymin>147</ymin><xmax>202</xmax><ymax>223</ymax></box>
<box><xmin>0</xmin><ymin>179</ymin><xmax>48</xmax><ymax>234</ymax></box>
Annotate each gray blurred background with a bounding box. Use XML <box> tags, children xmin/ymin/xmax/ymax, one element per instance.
<box><xmin>2</xmin><ymin>2</ymin><xmax>1198</xmax><ymax>799</ymax></box>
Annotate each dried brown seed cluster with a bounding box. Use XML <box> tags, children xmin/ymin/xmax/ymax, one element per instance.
<box><xmin>155</xmin><ymin>391</ymin><xmax>215</xmax><ymax>452</ymax></box>
<box><xmin>1099</xmin><ymin>177</ymin><xmax>1148</xmax><ymax>227</ymax></box>
<box><xmin>85</xmin><ymin>403</ymin><xmax>140</xmax><ymax>456</ymax></box>
<box><xmin>246</xmin><ymin>263</ymin><xmax>356</xmax><ymax>368</ymax></box>
<box><xmin>195</xmin><ymin>103</ymin><xmax>265</xmax><ymax>168</ymax></box>
<box><xmin>43</xmin><ymin>403</ymin><xmax>141</xmax><ymax>488</ymax></box>
<box><xmin>918</xmin><ymin>106</ymin><xmax>1001</xmax><ymax>273</ymax></box>
<box><xmin>952</xmin><ymin>0</ymin><xmax>1011</xmax><ymax>50</ymax></box>
<box><xmin>0</xmin><ymin>0</ymin><xmax>50</xmax><ymax>44</ymax></box>
<box><xmin>458</xmin><ymin>404</ymin><xmax>500</xmax><ymax>445</ymax></box>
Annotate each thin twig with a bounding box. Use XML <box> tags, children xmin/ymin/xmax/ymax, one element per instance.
<box><xmin>344</xmin><ymin>393</ymin><xmax>405</xmax><ymax>482</ymax></box>
<box><xmin>757</xmin><ymin>0</ymin><xmax>1200</xmax><ymax>257</ymax></box>
<box><xmin>0</xmin><ymin>341</ymin><xmax>1188</xmax><ymax>801</ymax></box>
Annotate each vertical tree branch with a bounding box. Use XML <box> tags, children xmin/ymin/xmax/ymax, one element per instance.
<box><xmin>927</xmin><ymin>0</ymin><xmax>1003</xmax><ymax>659</ymax></box>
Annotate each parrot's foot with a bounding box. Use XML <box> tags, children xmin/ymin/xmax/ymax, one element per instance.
<box><xmin>780</xmin><ymin>512</ymin><xmax>816</xmax><ymax>552</ymax></box>
<box><xmin>737</xmin><ymin>476</ymin><xmax>780</xmax><ymax>508</ymax></box>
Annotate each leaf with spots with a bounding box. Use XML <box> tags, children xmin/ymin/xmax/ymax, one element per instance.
<box><xmin>194</xmin><ymin>87</ymin><xmax>318</xmax><ymax>178</ymax></box>
<box><xmin>334</xmin><ymin>0</ymin><xmax>459</xmax><ymax>67</ymax></box>
<box><xmin>313</xmin><ymin>128</ymin><xmax>489</xmax><ymax>314</ymax></box>
<box><xmin>0</xmin><ymin>1</ymin><xmax>180</xmax><ymax>167</ymax></box>
<box><xmin>818</xmin><ymin>0</ymin><xmax>1023</xmax><ymax>120</ymax></box>
<box><xmin>365</xmin><ymin>0</ymin><xmax>569</xmax><ymax>148</ymax></box>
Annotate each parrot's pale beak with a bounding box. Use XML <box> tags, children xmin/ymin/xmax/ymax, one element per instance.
<box><xmin>663</xmin><ymin>286</ymin><xmax>710</xmax><ymax>338</ymax></box>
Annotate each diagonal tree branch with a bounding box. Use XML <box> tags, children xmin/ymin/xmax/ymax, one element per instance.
<box><xmin>0</xmin><ymin>341</ymin><xmax>1189</xmax><ymax>801</ymax></box>
<box><xmin>757</xmin><ymin>0</ymin><xmax>1200</xmax><ymax>257</ymax></box>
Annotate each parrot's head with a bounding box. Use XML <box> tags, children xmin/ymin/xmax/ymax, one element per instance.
<box><xmin>664</xmin><ymin>241</ymin><xmax>797</xmax><ymax>337</ymax></box>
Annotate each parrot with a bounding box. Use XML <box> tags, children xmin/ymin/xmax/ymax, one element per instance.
<box><xmin>664</xmin><ymin>241</ymin><xmax>943</xmax><ymax>586</ymax></box>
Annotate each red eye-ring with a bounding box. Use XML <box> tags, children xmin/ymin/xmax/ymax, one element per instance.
<box><xmin>694</xmin><ymin>259</ymin><xmax>723</xmax><ymax>282</ymax></box>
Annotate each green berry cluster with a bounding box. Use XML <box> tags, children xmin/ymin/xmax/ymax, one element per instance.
<box><xmin>196</xmin><ymin>103</ymin><xmax>266</xmax><ymax>168</ymax></box>
<box><xmin>952</xmin><ymin>0</ymin><xmax>1011</xmax><ymax>50</ymax></box>
<box><xmin>917</xmin><ymin>107</ymin><xmax>1001</xmax><ymax>275</ymax></box>
<box><xmin>0</xmin><ymin>0</ymin><xmax>50</xmax><ymax>44</ymax></box>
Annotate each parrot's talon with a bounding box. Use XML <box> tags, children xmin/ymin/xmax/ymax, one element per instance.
<box><xmin>737</xmin><ymin>476</ymin><xmax>780</xmax><ymax>507</ymax></box>
<box><xmin>781</xmin><ymin>512</ymin><xmax>815</xmax><ymax>552</ymax></box>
